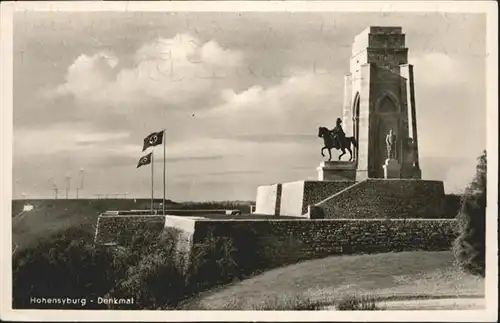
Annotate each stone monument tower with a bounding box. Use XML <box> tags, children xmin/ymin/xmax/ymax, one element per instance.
<box><xmin>254</xmin><ymin>26</ymin><xmax>445</xmax><ymax>219</ymax></box>
<box><xmin>341</xmin><ymin>26</ymin><xmax>422</xmax><ymax>180</ymax></box>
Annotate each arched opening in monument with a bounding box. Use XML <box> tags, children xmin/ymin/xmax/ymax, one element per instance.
<box><xmin>378</xmin><ymin>95</ymin><xmax>399</xmax><ymax>113</ymax></box>
<box><xmin>352</xmin><ymin>92</ymin><xmax>360</xmax><ymax>163</ymax></box>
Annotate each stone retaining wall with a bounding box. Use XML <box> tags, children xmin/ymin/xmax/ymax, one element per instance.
<box><xmin>316</xmin><ymin>179</ymin><xmax>446</xmax><ymax>219</ymax></box>
<box><xmin>94</xmin><ymin>215</ymin><xmax>457</xmax><ymax>273</ymax></box>
<box><xmin>94</xmin><ymin>215</ymin><xmax>166</xmax><ymax>245</ymax></box>
<box><xmin>191</xmin><ymin>218</ymin><xmax>457</xmax><ymax>270</ymax></box>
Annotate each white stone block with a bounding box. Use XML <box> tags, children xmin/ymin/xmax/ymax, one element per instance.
<box><xmin>383</xmin><ymin>158</ymin><xmax>401</xmax><ymax>178</ymax></box>
<box><xmin>316</xmin><ymin>161</ymin><xmax>357</xmax><ymax>181</ymax></box>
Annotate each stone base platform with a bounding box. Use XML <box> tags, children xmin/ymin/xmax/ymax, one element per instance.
<box><xmin>255</xmin><ymin>178</ymin><xmax>447</xmax><ymax>219</ymax></box>
<box><xmin>316</xmin><ymin>161</ymin><xmax>357</xmax><ymax>181</ymax></box>
<box><xmin>255</xmin><ymin>180</ymin><xmax>356</xmax><ymax>218</ymax></box>
<box><xmin>314</xmin><ymin>179</ymin><xmax>446</xmax><ymax>219</ymax></box>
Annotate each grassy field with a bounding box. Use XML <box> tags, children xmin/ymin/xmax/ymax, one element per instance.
<box><xmin>11</xmin><ymin>198</ymin><xmax>254</xmax><ymax>251</ymax></box>
<box><xmin>182</xmin><ymin>251</ymin><xmax>484</xmax><ymax>310</ymax></box>
<box><xmin>12</xmin><ymin>199</ymin><xmax>166</xmax><ymax>251</ymax></box>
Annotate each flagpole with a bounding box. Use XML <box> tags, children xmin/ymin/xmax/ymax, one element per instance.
<box><xmin>151</xmin><ymin>151</ymin><xmax>154</xmax><ymax>215</ymax></box>
<box><xmin>162</xmin><ymin>129</ymin><xmax>166</xmax><ymax>216</ymax></box>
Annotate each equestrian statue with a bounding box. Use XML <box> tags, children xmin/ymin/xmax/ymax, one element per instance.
<box><xmin>318</xmin><ymin>118</ymin><xmax>358</xmax><ymax>161</ymax></box>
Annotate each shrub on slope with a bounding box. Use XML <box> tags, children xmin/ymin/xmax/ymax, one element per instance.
<box><xmin>104</xmin><ymin>228</ymin><xmax>187</xmax><ymax>309</ymax></box>
<box><xmin>453</xmin><ymin>150</ymin><xmax>486</xmax><ymax>277</ymax></box>
<box><xmin>12</xmin><ymin>225</ymin><xmax>118</xmax><ymax>309</ymax></box>
<box><xmin>12</xmin><ymin>224</ymin><xmax>244</xmax><ymax>310</ymax></box>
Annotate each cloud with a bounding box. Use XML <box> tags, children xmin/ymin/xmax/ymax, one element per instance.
<box><xmin>216</xmin><ymin>72</ymin><xmax>332</xmax><ymax>113</ymax></box>
<box><xmin>53</xmin><ymin>52</ymin><xmax>119</xmax><ymax>97</ymax></box>
<box><xmin>174</xmin><ymin>170</ymin><xmax>261</xmax><ymax>179</ymax></box>
<box><xmin>197</xmin><ymin>71</ymin><xmax>343</xmax><ymax>140</ymax></box>
<box><xmin>410</xmin><ymin>52</ymin><xmax>467</xmax><ymax>87</ymax></box>
<box><xmin>165</xmin><ymin>137</ymin><xmax>307</xmax><ymax>164</ymax></box>
<box><xmin>200</xmin><ymin>39</ymin><xmax>243</xmax><ymax>67</ymax></box>
<box><xmin>14</xmin><ymin>124</ymin><xmax>132</xmax><ymax>157</ymax></box>
<box><xmin>15</xmin><ymin>124</ymin><xmax>310</xmax><ymax>169</ymax></box>
<box><xmin>75</xmin><ymin>132</ymin><xmax>130</xmax><ymax>145</ymax></box>
<box><xmin>48</xmin><ymin>33</ymin><xmax>244</xmax><ymax>107</ymax></box>
<box><xmin>229</xmin><ymin>133</ymin><xmax>316</xmax><ymax>144</ymax></box>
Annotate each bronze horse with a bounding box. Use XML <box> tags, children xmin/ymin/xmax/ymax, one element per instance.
<box><xmin>318</xmin><ymin>126</ymin><xmax>358</xmax><ymax>161</ymax></box>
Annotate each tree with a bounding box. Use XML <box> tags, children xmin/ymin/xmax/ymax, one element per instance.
<box><xmin>453</xmin><ymin>150</ymin><xmax>486</xmax><ymax>277</ymax></box>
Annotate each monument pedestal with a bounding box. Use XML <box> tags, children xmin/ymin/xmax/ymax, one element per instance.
<box><xmin>316</xmin><ymin>161</ymin><xmax>356</xmax><ymax>181</ymax></box>
<box><xmin>401</xmin><ymin>164</ymin><xmax>422</xmax><ymax>179</ymax></box>
<box><xmin>412</xmin><ymin>167</ymin><xmax>422</xmax><ymax>179</ymax></box>
<box><xmin>383</xmin><ymin>159</ymin><xmax>401</xmax><ymax>179</ymax></box>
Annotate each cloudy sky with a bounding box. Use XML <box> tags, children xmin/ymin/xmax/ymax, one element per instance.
<box><xmin>12</xmin><ymin>11</ymin><xmax>486</xmax><ymax>201</ymax></box>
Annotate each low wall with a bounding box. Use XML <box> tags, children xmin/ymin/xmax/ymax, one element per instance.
<box><xmin>103</xmin><ymin>209</ymin><xmax>242</xmax><ymax>216</ymax></box>
<box><xmin>94</xmin><ymin>215</ymin><xmax>167</xmax><ymax>245</ymax></box>
<box><xmin>316</xmin><ymin>179</ymin><xmax>446</xmax><ymax>219</ymax></box>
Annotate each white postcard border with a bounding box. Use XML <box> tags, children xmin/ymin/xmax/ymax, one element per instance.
<box><xmin>1</xmin><ymin>1</ymin><xmax>497</xmax><ymax>322</ymax></box>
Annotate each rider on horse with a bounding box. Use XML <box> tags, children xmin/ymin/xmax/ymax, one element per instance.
<box><xmin>330</xmin><ymin>118</ymin><xmax>346</xmax><ymax>149</ymax></box>
<box><xmin>318</xmin><ymin>118</ymin><xmax>357</xmax><ymax>161</ymax></box>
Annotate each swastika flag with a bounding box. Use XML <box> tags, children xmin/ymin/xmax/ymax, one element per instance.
<box><xmin>137</xmin><ymin>152</ymin><xmax>153</xmax><ymax>168</ymax></box>
<box><xmin>142</xmin><ymin>130</ymin><xmax>164</xmax><ymax>151</ymax></box>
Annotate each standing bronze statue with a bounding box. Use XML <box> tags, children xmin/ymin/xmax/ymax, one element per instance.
<box><xmin>318</xmin><ymin>118</ymin><xmax>358</xmax><ymax>161</ymax></box>
<box><xmin>385</xmin><ymin>129</ymin><xmax>397</xmax><ymax>159</ymax></box>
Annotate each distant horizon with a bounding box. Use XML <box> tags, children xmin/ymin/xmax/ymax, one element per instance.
<box><xmin>11</xmin><ymin>197</ymin><xmax>257</xmax><ymax>203</ymax></box>
<box><xmin>12</xmin><ymin>11</ymin><xmax>487</xmax><ymax>200</ymax></box>
<box><xmin>10</xmin><ymin>185</ymin><xmax>468</xmax><ymax>202</ymax></box>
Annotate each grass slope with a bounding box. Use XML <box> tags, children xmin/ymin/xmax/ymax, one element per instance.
<box><xmin>11</xmin><ymin>198</ymin><xmax>254</xmax><ymax>252</ymax></box>
<box><xmin>182</xmin><ymin>251</ymin><xmax>484</xmax><ymax>310</ymax></box>
<box><xmin>11</xmin><ymin>199</ymin><xmax>179</xmax><ymax>251</ymax></box>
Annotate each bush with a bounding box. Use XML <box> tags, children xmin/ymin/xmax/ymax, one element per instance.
<box><xmin>204</xmin><ymin>293</ymin><xmax>383</xmax><ymax>310</ymax></box>
<box><xmin>12</xmin><ymin>225</ymin><xmax>117</xmax><ymax>309</ymax></box>
<box><xmin>13</xmin><ymin>223</ymin><xmax>251</xmax><ymax>310</ymax></box>
<box><xmin>186</xmin><ymin>229</ymin><xmax>239</xmax><ymax>292</ymax></box>
<box><xmin>336</xmin><ymin>295</ymin><xmax>381</xmax><ymax>310</ymax></box>
<box><xmin>12</xmin><ymin>224</ymin><xmax>185</xmax><ymax>309</ymax></box>
<box><xmin>443</xmin><ymin>194</ymin><xmax>465</xmax><ymax>218</ymax></box>
<box><xmin>108</xmin><ymin>251</ymin><xmax>186</xmax><ymax>309</ymax></box>
<box><xmin>106</xmin><ymin>229</ymin><xmax>186</xmax><ymax>309</ymax></box>
<box><xmin>198</xmin><ymin>293</ymin><xmax>328</xmax><ymax>310</ymax></box>
<box><xmin>453</xmin><ymin>150</ymin><xmax>486</xmax><ymax>277</ymax></box>
<box><xmin>254</xmin><ymin>294</ymin><xmax>327</xmax><ymax>310</ymax></box>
